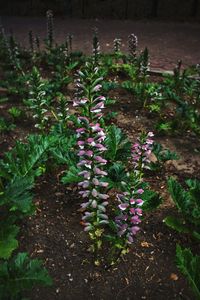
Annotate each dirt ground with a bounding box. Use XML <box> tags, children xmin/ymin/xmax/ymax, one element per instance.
<box><xmin>1</xmin><ymin>16</ymin><xmax>200</xmax><ymax>69</ymax></box>
<box><xmin>1</xmin><ymin>17</ymin><xmax>200</xmax><ymax>300</ymax></box>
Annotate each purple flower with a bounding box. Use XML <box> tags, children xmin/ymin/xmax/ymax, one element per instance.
<box><xmin>94</xmin><ymin>156</ymin><xmax>107</xmax><ymax>164</ymax></box>
<box><xmin>130</xmin><ymin>215</ymin><xmax>141</xmax><ymax>224</ymax></box>
<box><xmin>131</xmin><ymin>226</ymin><xmax>140</xmax><ymax>235</ymax></box>
<box><xmin>94</xmin><ymin>167</ymin><xmax>108</xmax><ymax>176</ymax></box>
<box><xmin>76</xmin><ymin>127</ymin><xmax>85</xmax><ymax>133</ymax></box>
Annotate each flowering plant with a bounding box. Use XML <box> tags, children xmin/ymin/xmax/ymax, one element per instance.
<box><xmin>73</xmin><ymin>63</ymin><xmax>109</xmax><ymax>257</ymax></box>
<box><xmin>132</xmin><ymin>131</ymin><xmax>154</xmax><ymax>179</ymax></box>
<box><xmin>71</xmin><ymin>62</ymin><xmax>157</xmax><ymax>265</ymax></box>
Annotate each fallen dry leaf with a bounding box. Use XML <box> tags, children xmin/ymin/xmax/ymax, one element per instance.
<box><xmin>141</xmin><ymin>241</ymin><xmax>153</xmax><ymax>248</ymax></box>
<box><xmin>170</xmin><ymin>273</ymin><xmax>178</xmax><ymax>281</ymax></box>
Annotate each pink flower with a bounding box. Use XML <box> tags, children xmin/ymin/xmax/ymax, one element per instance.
<box><xmin>137</xmin><ymin>189</ymin><xmax>144</xmax><ymax>194</ymax></box>
<box><xmin>86</xmin><ymin>150</ymin><xmax>93</xmax><ymax>157</ymax></box>
<box><xmin>78</xmin><ymin>150</ymin><xmax>86</xmax><ymax>156</ymax></box>
<box><xmin>131</xmin><ymin>226</ymin><xmax>140</xmax><ymax>235</ymax></box>
<box><xmin>95</xmin><ymin>144</ymin><xmax>107</xmax><ymax>151</ymax></box>
<box><xmin>92</xmin><ymin>178</ymin><xmax>99</xmax><ymax>186</ymax></box>
<box><xmin>76</xmin><ymin>128</ymin><xmax>85</xmax><ymax>133</ymax></box>
<box><xmin>129</xmin><ymin>208</ymin><xmax>135</xmax><ymax>214</ymax></box>
<box><xmin>77</xmin><ymin>140</ymin><xmax>85</xmax><ymax>146</ymax></box>
<box><xmin>136</xmin><ymin>199</ymin><xmax>144</xmax><ymax>206</ymax></box>
<box><xmin>91</xmin><ymin>123</ymin><xmax>101</xmax><ymax>132</ymax></box>
<box><xmin>78</xmin><ymin>180</ymin><xmax>90</xmax><ymax>188</ymax></box>
<box><xmin>147</xmin><ymin>132</ymin><xmax>154</xmax><ymax>137</ymax></box>
<box><xmin>92</xmin><ymin>84</ymin><xmax>102</xmax><ymax>92</ymax></box>
<box><xmin>87</xmin><ymin>137</ymin><xmax>94</xmax><ymax>144</ymax></box>
<box><xmin>119</xmin><ymin>203</ymin><xmax>129</xmax><ymax>211</ymax></box>
<box><xmin>130</xmin><ymin>215</ymin><xmax>141</xmax><ymax>224</ymax></box>
<box><xmin>94</xmin><ymin>156</ymin><xmax>107</xmax><ymax>164</ymax></box>
<box><xmin>78</xmin><ymin>170</ymin><xmax>91</xmax><ymax>179</ymax></box>
<box><xmin>135</xmin><ymin>208</ymin><xmax>142</xmax><ymax>216</ymax></box>
<box><xmin>94</xmin><ymin>167</ymin><xmax>108</xmax><ymax>176</ymax></box>
<box><xmin>146</xmin><ymin>139</ymin><xmax>153</xmax><ymax>145</ymax></box>
<box><xmin>130</xmin><ymin>198</ymin><xmax>135</xmax><ymax>204</ymax></box>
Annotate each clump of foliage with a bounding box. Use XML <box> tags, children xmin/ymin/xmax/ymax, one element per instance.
<box><xmin>165</xmin><ymin>178</ymin><xmax>200</xmax><ymax>240</ymax></box>
<box><xmin>176</xmin><ymin>245</ymin><xmax>200</xmax><ymax>300</ymax></box>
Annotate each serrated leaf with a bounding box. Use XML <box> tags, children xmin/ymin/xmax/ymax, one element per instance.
<box><xmin>0</xmin><ymin>224</ymin><xmax>19</xmax><ymax>259</ymax></box>
<box><xmin>61</xmin><ymin>166</ymin><xmax>82</xmax><ymax>184</ymax></box>
<box><xmin>105</xmin><ymin>125</ymin><xmax>131</xmax><ymax>162</ymax></box>
<box><xmin>164</xmin><ymin>216</ymin><xmax>190</xmax><ymax>233</ymax></box>
<box><xmin>142</xmin><ymin>190</ymin><xmax>162</xmax><ymax>211</ymax></box>
<box><xmin>176</xmin><ymin>245</ymin><xmax>200</xmax><ymax>299</ymax></box>
<box><xmin>0</xmin><ymin>252</ymin><xmax>52</xmax><ymax>299</ymax></box>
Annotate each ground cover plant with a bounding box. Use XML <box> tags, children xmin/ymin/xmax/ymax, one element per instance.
<box><xmin>0</xmin><ymin>11</ymin><xmax>200</xmax><ymax>300</ymax></box>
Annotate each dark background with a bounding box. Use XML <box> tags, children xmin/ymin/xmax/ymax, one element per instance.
<box><xmin>0</xmin><ymin>0</ymin><xmax>200</xmax><ymax>20</ymax></box>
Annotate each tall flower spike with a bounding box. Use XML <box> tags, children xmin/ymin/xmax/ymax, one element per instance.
<box><xmin>74</xmin><ymin>63</ymin><xmax>109</xmax><ymax>234</ymax></box>
<box><xmin>128</xmin><ymin>33</ymin><xmax>138</xmax><ymax>61</ymax></box>
<box><xmin>113</xmin><ymin>38</ymin><xmax>122</xmax><ymax>54</ymax></box>
<box><xmin>92</xmin><ymin>27</ymin><xmax>101</xmax><ymax>66</ymax></box>
<box><xmin>131</xmin><ymin>131</ymin><xmax>154</xmax><ymax>177</ymax></box>
<box><xmin>46</xmin><ymin>10</ymin><xmax>54</xmax><ymax>48</ymax></box>
<box><xmin>139</xmin><ymin>47</ymin><xmax>150</xmax><ymax>78</ymax></box>
<box><xmin>29</xmin><ymin>30</ymin><xmax>34</xmax><ymax>52</ymax></box>
<box><xmin>115</xmin><ymin>190</ymin><xmax>144</xmax><ymax>244</ymax></box>
<box><xmin>68</xmin><ymin>34</ymin><xmax>73</xmax><ymax>54</ymax></box>
<box><xmin>35</xmin><ymin>35</ymin><xmax>40</xmax><ymax>51</ymax></box>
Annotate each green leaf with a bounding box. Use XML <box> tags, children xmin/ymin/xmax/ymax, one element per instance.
<box><xmin>168</xmin><ymin>177</ymin><xmax>200</xmax><ymax>227</ymax></box>
<box><xmin>164</xmin><ymin>216</ymin><xmax>190</xmax><ymax>234</ymax></box>
<box><xmin>105</xmin><ymin>125</ymin><xmax>131</xmax><ymax>162</ymax></box>
<box><xmin>176</xmin><ymin>245</ymin><xmax>200</xmax><ymax>299</ymax></box>
<box><xmin>0</xmin><ymin>252</ymin><xmax>52</xmax><ymax>299</ymax></box>
<box><xmin>0</xmin><ymin>224</ymin><xmax>19</xmax><ymax>259</ymax></box>
<box><xmin>0</xmin><ymin>134</ymin><xmax>56</xmax><ymax>180</ymax></box>
<box><xmin>61</xmin><ymin>166</ymin><xmax>82</xmax><ymax>184</ymax></box>
<box><xmin>168</xmin><ymin>177</ymin><xmax>190</xmax><ymax>213</ymax></box>
<box><xmin>2</xmin><ymin>176</ymin><xmax>35</xmax><ymax>216</ymax></box>
<box><xmin>142</xmin><ymin>190</ymin><xmax>162</xmax><ymax>211</ymax></box>
<box><xmin>107</xmin><ymin>163</ymin><xmax>128</xmax><ymax>189</ymax></box>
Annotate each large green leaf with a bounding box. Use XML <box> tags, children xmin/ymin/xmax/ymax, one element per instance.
<box><xmin>164</xmin><ymin>216</ymin><xmax>190</xmax><ymax>234</ymax></box>
<box><xmin>0</xmin><ymin>252</ymin><xmax>52</xmax><ymax>299</ymax></box>
<box><xmin>106</xmin><ymin>163</ymin><xmax>128</xmax><ymax>189</ymax></box>
<box><xmin>0</xmin><ymin>224</ymin><xmax>19</xmax><ymax>259</ymax></box>
<box><xmin>105</xmin><ymin>125</ymin><xmax>131</xmax><ymax>162</ymax></box>
<box><xmin>61</xmin><ymin>166</ymin><xmax>82</xmax><ymax>184</ymax></box>
<box><xmin>0</xmin><ymin>134</ymin><xmax>56</xmax><ymax>180</ymax></box>
<box><xmin>168</xmin><ymin>177</ymin><xmax>200</xmax><ymax>228</ymax></box>
<box><xmin>168</xmin><ymin>177</ymin><xmax>190</xmax><ymax>213</ymax></box>
<box><xmin>2</xmin><ymin>176</ymin><xmax>35</xmax><ymax>216</ymax></box>
<box><xmin>176</xmin><ymin>245</ymin><xmax>200</xmax><ymax>300</ymax></box>
<box><xmin>142</xmin><ymin>189</ymin><xmax>162</xmax><ymax>211</ymax></box>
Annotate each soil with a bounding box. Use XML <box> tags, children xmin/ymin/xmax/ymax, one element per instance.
<box><xmin>1</xmin><ymin>17</ymin><xmax>200</xmax><ymax>69</ymax></box>
<box><xmin>1</xmin><ymin>79</ymin><xmax>200</xmax><ymax>299</ymax></box>
<box><xmin>0</xmin><ymin>19</ymin><xmax>200</xmax><ymax>299</ymax></box>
